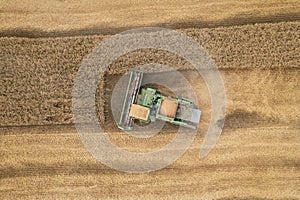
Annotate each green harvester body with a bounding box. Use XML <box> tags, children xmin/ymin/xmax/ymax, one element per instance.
<box><xmin>118</xmin><ymin>70</ymin><xmax>201</xmax><ymax>131</ymax></box>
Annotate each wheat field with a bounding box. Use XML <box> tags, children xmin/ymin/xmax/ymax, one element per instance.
<box><xmin>0</xmin><ymin>1</ymin><xmax>299</xmax><ymax>199</ymax></box>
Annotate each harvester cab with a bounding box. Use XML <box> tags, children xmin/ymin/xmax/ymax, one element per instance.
<box><xmin>118</xmin><ymin>70</ymin><xmax>201</xmax><ymax>131</ymax></box>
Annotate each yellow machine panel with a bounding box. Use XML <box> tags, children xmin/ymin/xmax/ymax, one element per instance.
<box><xmin>129</xmin><ymin>104</ymin><xmax>150</xmax><ymax>121</ymax></box>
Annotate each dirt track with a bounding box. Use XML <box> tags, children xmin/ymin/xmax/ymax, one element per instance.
<box><xmin>1</xmin><ymin>1</ymin><xmax>300</xmax><ymax>199</ymax></box>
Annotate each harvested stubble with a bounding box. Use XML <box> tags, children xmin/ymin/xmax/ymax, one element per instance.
<box><xmin>0</xmin><ymin>125</ymin><xmax>299</xmax><ymax>199</ymax></box>
<box><xmin>1</xmin><ymin>0</ymin><xmax>299</xmax><ymax>37</ymax></box>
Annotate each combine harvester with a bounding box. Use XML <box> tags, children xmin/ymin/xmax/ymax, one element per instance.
<box><xmin>118</xmin><ymin>70</ymin><xmax>201</xmax><ymax>131</ymax></box>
